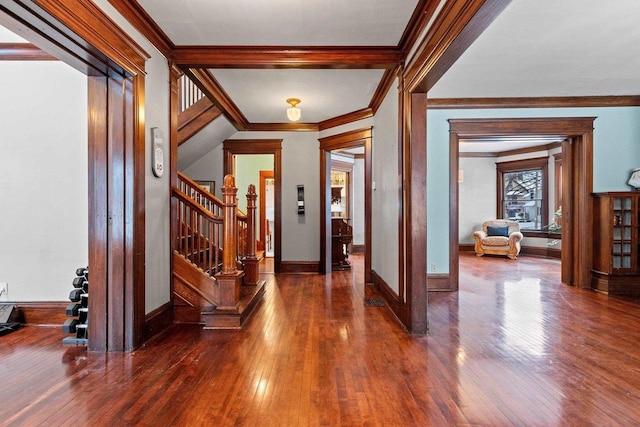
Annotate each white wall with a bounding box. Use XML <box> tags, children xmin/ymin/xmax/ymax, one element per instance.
<box><xmin>372</xmin><ymin>80</ymin><xmax>400</xmax><ymax>294</ymax></box>
<box><xmin>183</xmin><ymin>145</ymin><xmax>225</xmax><ymax>199</ymax></box>
<box><xmin>94</xmin><ymin>0</ymin><xmax>171</xmax><ymax>314</ymax></box>
<box><xmin>0</xmin><ymin>60</ymin><xmax>87</xmax><ymax>301</ymax></box>
<box><xmin>459</xmin><ymin>157</ymin><xmax>497</xmax><ymax>244</ymax></box>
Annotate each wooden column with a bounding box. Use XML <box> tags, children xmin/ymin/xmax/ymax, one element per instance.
<box><xmin>215</xmin><ymin>174</ymin><xmax>244</xmax><ymax>309</ymax></box>
<box><xmin>243</xmin><ymin>184</ymin><xmax>259</xmax><ymax>285</ymax></box>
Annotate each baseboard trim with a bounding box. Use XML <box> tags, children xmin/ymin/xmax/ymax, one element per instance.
<box><xmin>280</xmin><ymin>261</ymin><xmax>320</xmax><ymax>274</ymax></box>
<box><xmin>144</xmin><ymin>301</ymin><xmax>174</xmax><ymax>342</ymax></box>
<box><xmin>351</xmin><ymin>245</ymin><xmax>365</xmax><ymax>254</ymax></box>
<box><xmin>371</xmin><ymin>270</ymin><xmax>407</xmax><ymax>329</ymax></box>
<box><xmin>14</xmin><ymin>301</ymin><xmax>67</xmax><ymax>326</ymax></box>
<box><xmin>459</xmin><ymin>244</ymin><xmax>561</xmax><ymax>259</ymax></box>
<box><xmin>427</xmin><ymin>273</ymin><xmax>452</xmax><ymax>291</ymax></box>
<box><xmin>521</xmin><ymin>246</ymin><xmax>562</xmax><ymax>259</ymax></box>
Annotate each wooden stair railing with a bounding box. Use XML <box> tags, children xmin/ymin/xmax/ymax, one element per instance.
<box><xmin>172</xmin><ymin>173</ymin><xmax>265</xmax><ymax>328</ymax></box>
<box><xmin>173</xmin><ymin>188</ymin><xmax>223</xmax><ymax>277</ymax></box>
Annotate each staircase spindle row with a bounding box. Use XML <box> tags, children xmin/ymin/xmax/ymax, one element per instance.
<box><xmin>178</xmin><ymin>74</ymin><xmax>205</xmax><ymax>113</ymax></box>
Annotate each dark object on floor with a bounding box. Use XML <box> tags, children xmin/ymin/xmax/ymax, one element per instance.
<box><xmin>0</xmin><ymin>304</ymin><xmax>21</xmax><ymax>336</ymax></box>
<box><xmin>364</xmin><ymin>297</ymin><xmax>386</xmax><ymax>307</ymax></box>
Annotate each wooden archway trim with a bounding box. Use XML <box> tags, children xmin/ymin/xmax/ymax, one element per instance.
<box><xmin>448</xmin><ymin>117</ymin><xmax>595</xmax><ymax>289</ymax></box>
<box><xmin>223</xmin><ymin>139</ymin><xmax>283</xmax><ymax>273</ymax></box>
<box><xmin>1</xmin><ymin>0</ymin><xmax>150</xmax><ymax>351</ymax></box>
<box><xmin>319</xmin><ymin>127</ymin><xmax>372</xmax><ymax>281</ymax></box>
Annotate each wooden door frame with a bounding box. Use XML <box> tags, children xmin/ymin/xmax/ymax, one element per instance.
<box><xmin>448</xmin><ymin>117</ymin><xmax>595</xmax><ymax>289</ymax></box>
<box><xmin>223</xmin><ymin>139</ymin><xmax>282</xmax><ymax>273</ymax></box>
<box><xmin>259</xmin><ymin>170</ymin><xmax>275</xmax><ymax>253</ymax></box>
<box><xmin>0</xmin><ymin>0</ymin><xmax>149</xmax><ymax>351</ymax></box>
<box><xmin>319</xmin><ymin>127</ymin><xmax>372</xmax><ymax>282</ymax></box>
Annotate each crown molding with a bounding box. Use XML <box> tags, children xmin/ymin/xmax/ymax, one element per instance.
<box><xmin>398</xmin><ymin>0</ymin><xmax>442</xmax><ymax>55</ymax></box>
<box><xmin>244</xmin><ymin>123</ymin><xmax>319</xmax><ymax>132</ymax></box>
<box><xmin>428</xmin><ymin>96</ymin><xmax>640</xmax><ymax>109</ymax></box>
<box><xmin>370</xmin><ymin>66</ymin><xmax>401</xmax><ymax>114</ymax></box>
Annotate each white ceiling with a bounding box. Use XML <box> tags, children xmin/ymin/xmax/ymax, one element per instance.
<box><xmin>137</xmin><ymin>0</ymin><xmax>419</xmax><ymax>46</ymax></box>
<box><xmin>211</xmin><ymin>68</ymin><xmax>385</xmax><ymax>123</ymax></box>
<box><xmin>429</xmin><ymin>0</ymin><xmax>640</xmax><ymax>98</ymax></box>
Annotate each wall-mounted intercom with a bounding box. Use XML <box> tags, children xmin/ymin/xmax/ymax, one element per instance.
<box><xmin>151</xmin><ymin>127</ymin><xmax>164</xmax><ymax>178</ymax></box>
<box><xmin>297</xmin><ymin>185</ymin><xmax>305</xmax><ymax>215</ymax></box>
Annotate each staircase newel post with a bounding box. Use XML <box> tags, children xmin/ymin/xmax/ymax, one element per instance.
<box><xmin>215</xmin><ymin>174</ymin><xmax>244</xmax><ymax>309</ymax></box>
<box><xmin>244</xmin><ymin>184</ymin><xmax>259</xmax><ymax>285</ymax></box>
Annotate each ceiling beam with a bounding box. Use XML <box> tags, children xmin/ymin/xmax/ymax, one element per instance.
<box><xmin>398</xmin><ymin>0</ymin><xmax>443</xmax><ymax>55</ymax></box>
<box><xmin>404</xmin><ymin>0</ymin><xmax>512</xmax><ymax>93</ymax></box>
<box><xmin>318</xmin><ymin>108</ymin><xmax>374</xmax><ymax>131</ymax></box>
<box><xmin>183</xmin><ymin>68</ymin><xmax>249</xmax><ymax>131</ymax></box>
<box><xmin>172</xmin><ymin>46</ymin><xmax>403</xmax><ymax>69</ymax></box>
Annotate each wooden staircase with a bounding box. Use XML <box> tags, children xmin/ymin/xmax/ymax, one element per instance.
<box><xmin>172</xmin><ymin>172</ymin><xmax>265</xmax><ymax>329</ymax></box>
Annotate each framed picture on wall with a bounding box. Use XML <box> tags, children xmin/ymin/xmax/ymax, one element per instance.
<box><xmin>195</xmin><ymin>180</ymin><xmax>215</xmax><ymax>196</ymax></box>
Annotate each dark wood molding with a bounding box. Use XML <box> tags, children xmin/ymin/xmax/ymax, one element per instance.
<box><xmin>245</xmin><ymin>122</ymin><xmax>319</xmax><ymax>132</ymax></box>
<box><xmin>318</xmin><ymin>108</ymin><xmax>374</xmax><ymax>131</ymax></box>
<box><xmin>520</xmin><ymin>246</ymin><xmax>562</xmax><ymax>259</ymax></box>
<box><xmin>398</xmin><ymin>0</ymin><xmax>442</xmax><ymax>55</ymax></box>
<box><xmin>318</xmin><ymin>127</ymin><xmax>372</xmax><ymax>149</ymax></box>
<box><xmin>428</xmin><ymin>96</ymin><xmax>640</xmax><ymax>109</ymax></box>
<box><xmin>279</xmin><ymin>261</ymin><xmax>320</xmax><ymax>274</ymax></box>
<box><xmin>319</xmin><ymin>127</ymin><xmax>372</xmax><ymax>282</ymax></box>
<box><xmin>1</xmin><ymin>0</ymin><xmax>150</xmax><ymax>76</ymax></box>
<box><xmin>404</xmin><ymin>93</ymin><xmax>429</xmax><ymax>332</ymax></box>
<box><xmin>427</xmin><ymin>273</ymin><xmax>451</xmax><ymax>291</ymax></box>
<box><xmin>460</xmin><ymin>152</ymin><xmax>497</xmax><ymax>158</ymax></box>
<box><xmin>459</xmin><ymin>244</ymin><xmax>475</xmax><ymax>252</ymax></box>
<box><xmin>351</xmin><ymin>244</ymin><xmax>365</xmax><ymax>254</ymax></box>
<box><xmin>15</xmin><ymin>302</ymin><xmax>67</xmax><ymax>326</ymax></box>
<box><xmin>259</xmin><ymin>170</ymin><xmax>275</xmax><ymax>247</ymax></box>
<box><xmin>106</xmin><ymin>0</ymin><xmax>174</xmax><ymax>57</ymax></box>
<box><xmin>183</xmin><ymin>68</ymin><xmax>249</xmax><ymax>130</ymax></box>
<box><xmin>143</xmin><ymin>301</ymin><xmax>174</xmax><ymax>342</ymax></box>
<box><xmin>370</xmin><ymin>66</ymin><xmax>400</xmax><ymax>115</ymax></box>
<box><xmin>177</xmin><ymin>97</ymin><xmax>222</xmax><ymax>145</ymax></box>
<box><xmin>0</xmin><ymin>42</ymin><xmax>57</xmax><ymax>60</ymax></box>
<box><xmin>449</xmin><ymin>117</ymin><xmax>595</xmax><ymax>291</ymax></box>
<box><xmin>223</xmin><ymin>139</ymin><xmax>283</xmax><ymax>273</ymax></box>
<box><xmin>172</xmin><ymin>46</ymin><xmax>402</xmax><ymax>69</ymax></box>
<box><xmin>497</xmin><ymin>141</ymin><xmax>562</xmax><ymax>158</ymax></box>
<box><xmin>404</xmin><ymin>0</ymin><xmax>512</xmax><ymax>93</ymax></box>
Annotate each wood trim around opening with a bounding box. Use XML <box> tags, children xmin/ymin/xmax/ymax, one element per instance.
<box><xmin>319</xmin><ymin>127</ymin><xmax>372</xmax><ymax>282</ymax></box>
<box><xmin>223</xmin><ymin>139</ymin><xmax>283</xmax><ymax>273</ymax></box>
<box><xmin>449</xmin><ymin>117</ymin><xmax>594</xmax><ymax>290</ymax></box>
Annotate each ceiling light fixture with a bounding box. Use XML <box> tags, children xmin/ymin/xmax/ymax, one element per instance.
<box><xmin>286</xmin><ymin>98</ymin><xmax>301</xmax><ymax>122</ymax></box>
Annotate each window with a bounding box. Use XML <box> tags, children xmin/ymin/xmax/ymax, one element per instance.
<box><xmin>497</xmin><ymin>157</ymin><xmax>548</xmax><ymax>231</ymax></box>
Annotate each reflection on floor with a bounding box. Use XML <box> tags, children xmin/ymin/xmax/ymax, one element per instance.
<box><xmin>2</xmin><ymin>253</ymin><xmax>640</xmax><ymax>425</ymax></box>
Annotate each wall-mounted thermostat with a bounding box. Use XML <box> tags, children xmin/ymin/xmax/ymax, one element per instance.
<box><xmin>297</xmin><ymin>185</ymin><xmax>305</xmax><ymax>215</ymax></box>
<box><xmin>151</xmin><ymin>127</ymin><xmax>164</xmax><ymax>178</ymax></box>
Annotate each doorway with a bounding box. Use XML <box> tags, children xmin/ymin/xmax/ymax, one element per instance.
<box><xmin>448</xmin><ymin>117</ymin><xmax>595</xmax><ymax>290</ymax></box>
<box><xmin>0</xmin><ymin>2</ymin><xmax>148</xmax><ymax>351</ymax></box>
<box><xmin>319</xmin><ymin>127</ymin><xmax>372</xmax><ymax>281</ymax></box>
<box><xmin>223</xmin><ymin>139</ymin><xmax>282</xmax><ymax>273</ymax></box>
<box><xmin>260</xmin><ymin>171</ymin><xmax>275</xmax><ymax>258</ymax></box>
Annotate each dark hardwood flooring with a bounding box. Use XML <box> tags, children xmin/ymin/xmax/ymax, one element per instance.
<box><xmin>2</xmin><ymin>254</ymin><xmax>640</xmax><ymax>425</ymax></box>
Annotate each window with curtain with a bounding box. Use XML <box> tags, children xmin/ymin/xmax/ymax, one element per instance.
<box><xmin>497</xmin><ymin>157</ymin><xmax>548</xmax><ymax>231</ymax></box>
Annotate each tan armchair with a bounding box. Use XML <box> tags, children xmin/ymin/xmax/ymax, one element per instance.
<box><xmin>472</xmin><ymin>220</ymin><xmax>523</xmax><ymax>260</ymax></box>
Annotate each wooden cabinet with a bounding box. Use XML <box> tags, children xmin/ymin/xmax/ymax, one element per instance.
<box><xmin>592</xmin><ymin>192</ymin><xmax>640</xmax><ymax>294</ymax></box>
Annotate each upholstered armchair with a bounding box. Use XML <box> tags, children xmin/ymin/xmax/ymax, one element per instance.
<box><xmin>472</xmin><ymin>219</ymin><xmax>523</xmax><ymax>260</ymax></box>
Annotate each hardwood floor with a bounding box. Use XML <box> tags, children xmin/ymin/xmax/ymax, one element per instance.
<box><xmin>2</xmin><ymin>254</ymin><xmax>640</xmax><ymax>425</ymax></box>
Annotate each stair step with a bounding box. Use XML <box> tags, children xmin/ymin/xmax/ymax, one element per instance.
<box><xmin>201</xmin><ymin>280</ymin><xmax>266</xmax><ymax>330</ymax></box>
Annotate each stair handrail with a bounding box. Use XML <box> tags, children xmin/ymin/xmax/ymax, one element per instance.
<box><xmin>177</xmin><ymin>171</ymin><xmax>224</xmax><ymax>217</ymax></box>
<box><xmin>173</xmin><ymin>187</ymin><xmax>223</xmax><ymax>278</ymax></box>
